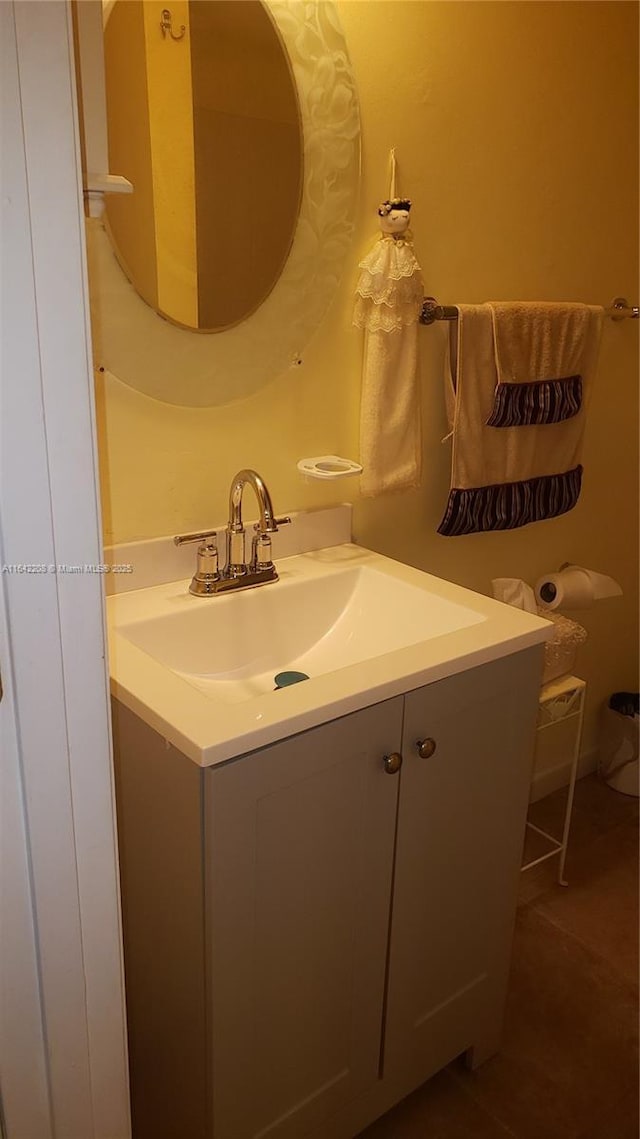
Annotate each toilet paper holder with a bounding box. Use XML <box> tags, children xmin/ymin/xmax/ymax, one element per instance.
<box><xmin>535</xmin><ymin>564</ymin><xmax>623</xmax><ymax>610</ymax></box>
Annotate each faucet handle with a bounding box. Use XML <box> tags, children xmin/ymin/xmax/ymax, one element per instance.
<box><xmin>251</xmin><ymin>517</ymin><xmax>291</xmax><ymax>570</ymax></box>
<box><xmin>174</xmin><ymin>529</ymin><xmax>218</xmax><ymax>546</ymax></box>
<box><xmin>174</xmin><ymin>530</ymin><xmax>220</xmax><ymax>594</ymax></box>
<box><xmin>266</xmin><ymin>516</ymin><xmax>292</xmax><ymax>533</ymax></box>
<box><xmin>253</xmin><ymin>516</ymin><xmax>291</xmax><ymax>535</ymax></box>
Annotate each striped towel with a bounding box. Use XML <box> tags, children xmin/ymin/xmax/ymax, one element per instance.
<box><xmin>486</xmin><ymin>375</ymin><xmax>583</xmax><ymax>427</ymax></box>
<box><xmin>439</xmin><ymin>303</ymin><xmax>603</xmax><ymax>536</ymax></box>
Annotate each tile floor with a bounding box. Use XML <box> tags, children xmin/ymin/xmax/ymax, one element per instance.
<box><xmin>358</xmin><ymin>774</ymin><xmax>639</xmax><ymax>1139</ymax></box>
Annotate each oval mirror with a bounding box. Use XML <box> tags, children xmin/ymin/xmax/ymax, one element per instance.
<box><xmin>87</xmin><ymin>0</ymin><xmax>360</xmax><ymax>406</ymax></box>
<box><xmin>103</xmin><ymin>0</ymin><xmax>302</xmax><ymax>332</ymax></box>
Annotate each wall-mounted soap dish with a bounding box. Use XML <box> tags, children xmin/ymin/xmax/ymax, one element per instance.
<box><xmin>297</xmin><ymin>456</ymin><xmax>363</xmax><ymax>480</ymax></box>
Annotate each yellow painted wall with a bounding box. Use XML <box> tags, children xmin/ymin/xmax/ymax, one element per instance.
<box><xmin>143</xmin><ymin>0</ymin><xmax>197</xmax><ymax>327</ymax></box>
<box><xmin>95</xmin><ymin>0</ymin><xmax>639</xmax><ymax>754</ymax></box>
<box><xmin>103</xmin><ymin>0</ymin><xmax>197</xmax><ymax>324</ymax></box>
<box><xmin>103</xmin><ymin>0</ymin><xmax>158</xmax><ymax>309</ymax></box>
<box><xmin>190</xmin><ymin>0</ymin><xmax>301</xmax><ymax>328</ymax></box>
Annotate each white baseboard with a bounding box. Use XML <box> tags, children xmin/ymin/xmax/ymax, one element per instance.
<box><xmin>529</xmin><ymin>748</ymin><xmax>598</xmax><ymax>803</ymax></box>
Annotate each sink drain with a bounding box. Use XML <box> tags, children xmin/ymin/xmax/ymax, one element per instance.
<box><xmin>274</xmin><ymin>671</ymin><xmax>309</xmax><ymax>690</ymax></box>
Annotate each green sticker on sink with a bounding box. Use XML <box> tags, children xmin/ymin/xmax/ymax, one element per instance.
<box><xmin>274</xmin><ymin>671</ymin><xmax>309</xmax><ymax>689</ymax></box>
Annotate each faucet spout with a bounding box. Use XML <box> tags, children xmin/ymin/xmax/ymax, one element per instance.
<box><xmin>226</xmin><ymin>468</ymin><xmax>290</xmax><ymax>578</ymax></box>
<box><xmin>228</xmin><ymin>468</ymin><xmax>276</xmax><ymax>535</ymax></box>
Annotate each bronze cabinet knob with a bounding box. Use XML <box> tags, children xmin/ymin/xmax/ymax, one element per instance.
<box><xmin>416</xmin><ymin>738</ymin><xmax>437</xmax><ymax>759</ymax></box>
<box><xmin>383</xmin><ymin>752</ymin><xmax>403</xmax><ymax>775</ymax></box>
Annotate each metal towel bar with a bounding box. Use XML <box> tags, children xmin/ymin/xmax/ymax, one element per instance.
<box><xmin>420</xmin><ymin>296</ymin><xmax>639</xmax><ymax>325</ymax></box>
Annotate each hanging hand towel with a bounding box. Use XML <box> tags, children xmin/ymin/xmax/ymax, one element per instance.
<box><xmin>439</xmin><ymin>302</ymin><xmax>603</xmax><ymax>536</ymax></box>
<box><xmin>354</xmin><ymin>151</ymin><xmax>423</xmax><ymax>496</ymax></box>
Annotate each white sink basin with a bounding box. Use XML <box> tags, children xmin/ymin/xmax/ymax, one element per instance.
<box><xmin>116</xmin><ymin>557</ymin><xmax>484</xmax><ymax>705</ymax></box>
<box><xmin>108</xmin><ymin>543</ymin><xmax>550</xmax><ymax>765</ymax></box>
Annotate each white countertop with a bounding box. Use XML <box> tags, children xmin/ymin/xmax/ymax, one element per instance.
<box><xmin>107</xmin><ymin>542</ymin><xmax>551</xmax><ymax>767</ymax></box>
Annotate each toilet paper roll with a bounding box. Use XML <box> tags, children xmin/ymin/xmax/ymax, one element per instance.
<box><xmin>534</xmin><ymin>566</ymin><xmax>623</xmax><ymax>610</ymax></box>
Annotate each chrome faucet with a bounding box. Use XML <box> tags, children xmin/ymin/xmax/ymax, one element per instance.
<box><xmin>174</xmin><ymin>469</ymin><xmax>290</xmax><ymax>596</ymax></box>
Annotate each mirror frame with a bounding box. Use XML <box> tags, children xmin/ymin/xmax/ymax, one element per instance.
<box><xmin>88</xmin><ymin>0</ymin><xmax>360</xmax><ymax>406</ymax></box>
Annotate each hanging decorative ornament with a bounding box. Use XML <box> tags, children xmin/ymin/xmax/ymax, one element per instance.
<box><xmin>354</xmin><ymin>150</ymin><xmax>424</xmax><ymax>496</ymax></box>
<box><xmin>353</xmin><ymin>183</ymin><xmax>423</xmax><ymax>330</ymax></box>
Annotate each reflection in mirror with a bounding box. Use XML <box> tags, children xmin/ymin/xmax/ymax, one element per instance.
<box><xmin>103</xmin><ymin>0</ymin><xmax>303</xmax><ymax>332</ymax></box>
<box><xmin>85</xmin><ymin>0</ymin><xmax>359</xmax><ymax>405</ymax></box>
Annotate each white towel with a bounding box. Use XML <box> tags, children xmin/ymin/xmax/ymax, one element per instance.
<box><xmin>359</xmin><ymin>325</ymin><xmax>421</xmax><ymax>497</ymax></box>
<box><xmin>489</xmin><ymin>301</ymin><xmax>600</xmax><ymax>385</ymax></box>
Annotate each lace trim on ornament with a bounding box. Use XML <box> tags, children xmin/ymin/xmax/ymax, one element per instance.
<box><xmin>353</xmin><ymin>296</ymin><xmax>422</xmax><ymax>332</ymax></box>
<box><xmin>358</xmin><ymin>241</ymin><xmax>422</xmax><ymax>277</ymax></box>
<box><xmin>355</xmin><ymin>273</ymin><xmax>424</xmax><ymax>308</ymax></box>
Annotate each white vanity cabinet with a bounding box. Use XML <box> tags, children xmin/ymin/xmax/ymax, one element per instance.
<box><xmin>383</xmin><ymin>657</ymin><xmax>539</xmax><ymax>1088</ymax></box>
<box><xmin>207</xmin><ymin>697</ymin><xmax>403</xmax><ymax>1139</ymax></box>
<box><xmin>112</xmin><ymin>646</ymin><xmax>542</xmax><ymax>1139</ymax></box>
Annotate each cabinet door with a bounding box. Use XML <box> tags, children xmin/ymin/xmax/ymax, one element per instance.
<box><xmin>206</xmin><ymin>697</ymin><xmax>403</xmax><ymax>1139</ymax></box>
<box><xmin>384</xmin><ymin>649</ymin><xmax>542</xmax><ymax>1085</ymax></box>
